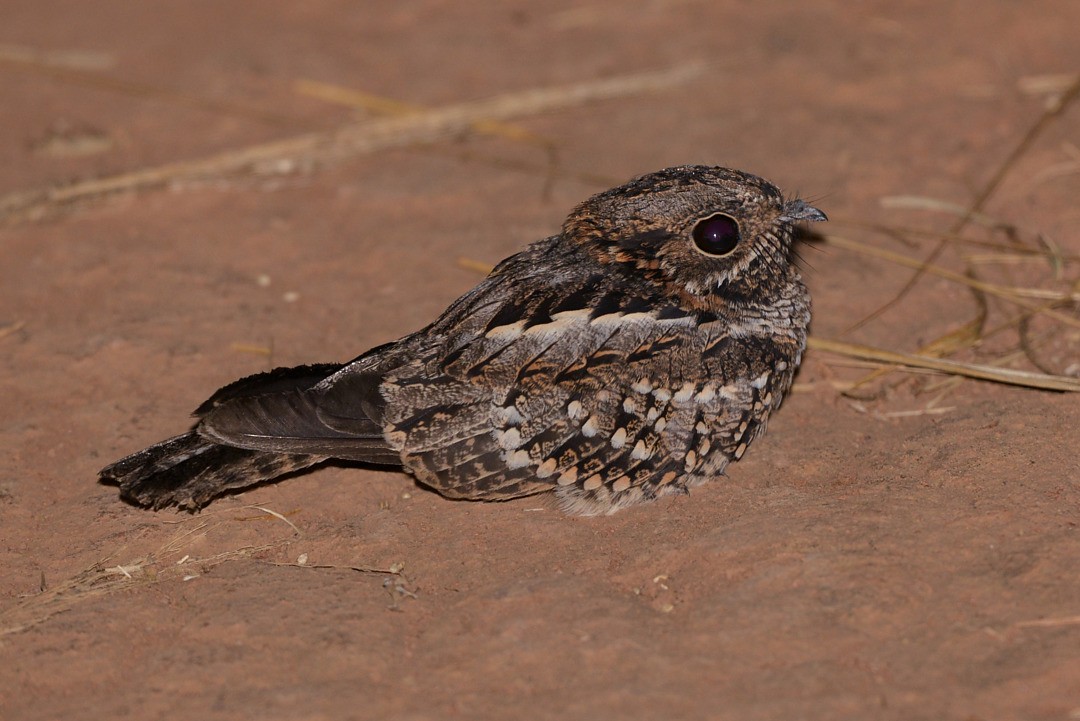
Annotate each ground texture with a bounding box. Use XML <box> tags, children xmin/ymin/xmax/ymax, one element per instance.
<box><xmin>2</xmin><ymin>2</ymin><xmax>1079</xmax><ymax>720</ymax></box>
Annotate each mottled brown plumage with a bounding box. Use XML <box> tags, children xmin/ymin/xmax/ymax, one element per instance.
<box><xmin>99</xmin><ymin>165</ymin><xmax>825</xmax><ymax>514</ymax></box>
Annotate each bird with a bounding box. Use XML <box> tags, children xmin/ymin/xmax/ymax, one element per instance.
<box><xmin>99</xmin><ymin>165</ymin><xmax>825</xmax><ymax>515</ymax></box>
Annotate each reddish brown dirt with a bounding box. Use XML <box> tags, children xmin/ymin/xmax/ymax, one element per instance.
<box><xmin>2</xmin><ymin>3</ymin><xmax>1079</xmax><ymax>720</ymax></box>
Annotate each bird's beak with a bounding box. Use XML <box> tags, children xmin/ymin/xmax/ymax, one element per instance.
<box><xmin>780</xmin><ymin>199</ymin><xmax>828</xmax><ymax>223</ymax></box>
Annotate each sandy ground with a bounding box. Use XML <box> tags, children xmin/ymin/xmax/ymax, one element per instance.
<box><xmin>2</xmin><ymin>2</ymin><xmax>1079</xmax><ymax>720</ymax></box>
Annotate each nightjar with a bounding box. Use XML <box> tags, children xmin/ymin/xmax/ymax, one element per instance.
<box><xmin>100</xmin><ymin>165</ymin><xmax>825</xmax><ymax>515</ymax></box>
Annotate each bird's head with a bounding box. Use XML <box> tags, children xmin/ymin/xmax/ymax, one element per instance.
<box><xmin>563</xmin><ymin>165</ymin><xmax>825</xmax><ymax>311</ymax></box>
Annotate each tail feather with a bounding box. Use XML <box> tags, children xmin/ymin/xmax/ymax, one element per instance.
<box><xmin>99</xmin><ymin>431</ymin><xmax>323</xmax><ymax>510</ymax></box>
<box><xmin>101</xmin><ymin>358</ymin><xmax>403</xmax><ymax>510</ymax></box>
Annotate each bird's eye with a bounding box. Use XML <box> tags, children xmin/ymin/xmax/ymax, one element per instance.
<box><xmin>691</xmin><ymin>213</ymin><xmax>741</xmax><ymax>257</ymax></box>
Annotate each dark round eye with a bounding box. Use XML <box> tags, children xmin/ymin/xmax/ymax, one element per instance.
<box><xmin>691</xmin><ymin>213</ymin><xmax>741</xmax><ymax>256</ymax></box>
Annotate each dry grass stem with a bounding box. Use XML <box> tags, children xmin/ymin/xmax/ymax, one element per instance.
<box><xmin>807</xmin><ymin>337</ymin><xmax>1080</xmax><ymax>392</ymax></box>
<box><xmin>264</xmin><ymin>560</ymin><xmax>405</xmax><ymax>577</ymax></box>
<box><xmin>875</xmin><ymin>407</ymin><xmax>956</xmax><ymax>419</ymax></box>
<box><xmin>456</xmin><ymin>257</ymin><xmax>498</xmax><ymax>275</ymax></box>
<box><xmin>1018</xmin><ymin>72</ymin><xmax>1080</xmax><ymax>98</ymax></box>
<box><xmin>845</xmin><ymin>282</ymin><xmax>988</xmax><ymax>394</ymax></box>
<box><xmin>230</xmin><ymin>343</ymin><xmax>274</xmax><ymax>357</ymax></box>
<box><xmin>0</xmin><ymin>62</ymin><xmax>702</xmax><ymax>225</ymax></box>
<box><xmin>846</xmin><ymin>400</ymin><xmax>956</xmax><ymax>419</ymax></box>
<box><xmin>963</xmin><ymin>253</ymin><xmax>1053</xmax><ymax>266</ymax></box>
<box><xmin>824</xmin><ymin>234</ymin><xmax>1080</xmax><ymax>329</ymax></box>
<box><xmin>0</xmin><ymin>513</ymin><xmax>305</xmax><ymax>637</ymax></box>
<box><xmin>0</xmin><ymin>320</ymin><xmax>26</xmax><ymax>340</ymax></box>
<box><xmin>921</xmin><ymin>347</ymin><xmax>1032</xmax><ymax>396</ymax></box>
<box><xmin>1014</xmin><ymin>614</ymin><xmax>1080</xmax><ymax>629</ymax></box>
<box><xmin>264</xmin><ymin>559</ymin><xmax>417</xmax><ymax>609</ymax></box>
<box><xmin>823</xmin><ymin>217</ymin><xmax>1080</xmax><ymax>264</ymax></box>
<box><xmin>0</xmin><ymin>540</ymin><xmax>287</xmax><ymax>637</ymax></box>
<box><xmin>295</xmin><ymin>79</ymin><xmax>553</xmax><ymax>149</ymax></box>
<box><xmin>0</xmin><ymin>42</ymin><xmax>114</xmax><ymax>71</ymax></box>
<box><xmin>878</xmin><ymin>196</ymin><xmax>1002</xmax><ymax>227</ymax></box>
<box><xmin>244</xmin><ymin>505</ymin><xmax>303</xmax><ymax>536</ymax></box>
<box><xmin>845</xmin><ymin>72</ymin><xmax>1080</xmax><ymax>332</ymax></box>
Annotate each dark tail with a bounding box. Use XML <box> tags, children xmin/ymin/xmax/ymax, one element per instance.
<box><xmin>99</xmin><ymin>431</ymin><xmax>322</xmax><ymax>511</ymax></box>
